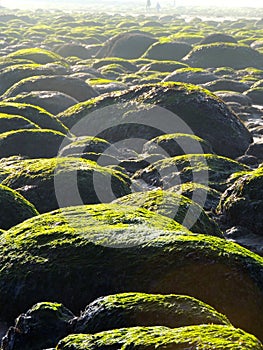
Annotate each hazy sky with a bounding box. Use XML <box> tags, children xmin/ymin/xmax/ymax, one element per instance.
<box><xmin>1</xmin><ymin>0</ymin><xmax>262</xmax><ymax>8</ymax></box>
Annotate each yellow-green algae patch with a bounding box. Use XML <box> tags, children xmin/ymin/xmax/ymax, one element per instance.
<box><xmin>57</xmin><ymin>325</ymin><xmax>263</xmax><ymax>350</ymax></box>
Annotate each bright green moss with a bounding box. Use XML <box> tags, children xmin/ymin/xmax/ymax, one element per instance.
<box><xmin>57</xmin><ymin>325</ymin><xmax>263</xmax><ymax>350</ymax></box>
<box><xmin>7</xmin><ymin>48</ymin><xmax>64</xmax><ymax>64</ymax></box>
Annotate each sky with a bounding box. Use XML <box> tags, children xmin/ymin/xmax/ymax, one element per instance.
<box><xmin>0</xmin><ymin>0</ymin><xmax>262</xmax><ymax>8</ymax></box>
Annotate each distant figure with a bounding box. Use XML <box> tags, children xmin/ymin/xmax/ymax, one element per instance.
<box><xmin>146</xmin><ymin>0</ymin><xmax>151</xmax><ymax>10</ymax></box>
<box><xmin>156</xmin><ymin>2</ymin><xmax>161</xmax><ymax>12</ymax></box>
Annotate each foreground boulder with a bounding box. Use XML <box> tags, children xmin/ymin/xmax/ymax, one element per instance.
<box><xmin>57</xmin><ymin>325</ymin><xmax>263</xmax><ymax>350</ymax></box>
<box><xmin>113</xmin><ymin>190</ymin><xmax>222</xmax><ymax>236</ymax></box>
<box><xmin>218</xmin><ymin>166</ymin><xmax>263</xmax><ymax>235</ymax></box>
<box><xmin>73</xmin><ymin>293</ymin><xmax>230</xmax><ymax>334</ymax></box>
<box><xmin>0</xmin><ymin>213</ymin><xmax>263</xmax><ymax>339</ymax></box>
<box><xmin>0</xmin><ymin>184</ymin><xmax>38</xmax><ymax>230</ymax></box>
<box><xmin>2</xmin><ymin>157</ymin><xmax>131</xmax><ymax>213</ymax></box>
<box><xmin>2</xmin><ymin>302</ymin><xmax>74</xmax><ymax>350</ymax></box>
<box><xmin>57</xmin><ymin>83</ymin><xmax>252</xmax><ymax>159</ymax></box>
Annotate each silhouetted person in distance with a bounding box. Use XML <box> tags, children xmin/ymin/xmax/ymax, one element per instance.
<box><xmin>156</xmin><ymin>2</ymin><xmax>161</xmax><ymax>12</ymax></box>
<box><xmin>146</xmin><ymin>0</ymin><xmax>151</xmax><ymax>10</ymax></box>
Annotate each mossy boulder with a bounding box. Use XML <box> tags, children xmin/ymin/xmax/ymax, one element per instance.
<box><xmin>202</xmin><ymin>79</ymin><xmax>250</xmax><ymax>93</ymax></box>
<box><xmin>5</xmin><ymin>91</ymin><xmax>79</xmax><ymax>115</ymax></box>
<box><xmin>163</xmin><ymin>67</ymin><xmax>218</xmax><ymax>84</ymax></box>
<box><xmin>0</xmin><ymin>129</ymin><xmax>68</xmax><ymax>159</ymax></box>
<box><xmin>2</xmin><ymin>157</ymin><xmax>131</xmax><ymax>213</ymax></box>
<box><xmin>2</xmin><ymin>302</ymin><xmax>74</xmax><ymax>350</ymax></box>
<box><xmin>0</xmin><ymin>63</ymin><xmax>68</xmax><ymax>95</ymax></box>
<box><xmin>244</xmin><ymin>87</ymin><xmax>263</xmax><ymax>105</ymax></box>
<box><xmin>96</xmin><ymin>33</ymin><xmax>157</xmax><ymax>59</ymax></box>
<box><xmin>168</xmin><ymin>182</ymin><xmax>221</xmax><ymax>212</ymax></box>
<box><xmin>139</xmin><ymin>61</ymin><xmax>188</xmax><ymax>73</ymax></box>
<box><xmin>113</xmin><ymin>190</ymin><xmax>222</xmax><ymax>236</ymax></box>
<box><xmin>58</xmin><ymin>136</ymin><xmax>112</xmax><ymax>157</ymax></box>
<box><xmin>133</xmin><ymin>154</ymin><xmax>248</xmax><ymax>192</ymax></box>
<box><xmin>3</xmin><ymin>75</ymin><xmax>98</xmax><ymax>102</ymax></box>
<box><xmin>57</xmin><ymin>325</ymin><xmax>263</xmax><ymax>350</ymax></box>
<box><xmin>215</xmin><ymin>91</ymin><xmax>252</xmax><ymax>106</ymax></box>
<box><xmin>142</xmin><ymin>42</ymin><xmax>192</xmax><ymax>61</ymax></box>
<box><xmin>7</xmin><ymin>48</ymin><xmax>63</xmax><ymax>64</ymax></box>
<box><xmin>73</xmin><ymin>292</ymin><xmax>230</xmax><ymax>334</ymax></box>
<box><xmin>142</xmin><ymin>133</ymin><xmax>213</xmax><ymax>156</ymax></box>
<box><xmin>183</xmin><ymin>43</ymin><xmax>263</xmax><ymax>69</ymax></box>
<box><xmin>0</xmin><ymin>113</ymin><xmax>39</xmax><ymax>133</ymax></box>
<box><xmin>0</xmin><ymin>184</ymin><xmax>38</xmax><ymax>230</ymax></box>
<box><xmin>200</xmin><ymin>33</ymin><xmax>237</xmax><ymax>45</ymax></box>
<box><xmin>57</xmin><ymin>82</ymin><xmax>252</xmax><ymax>159</ymax></box>
<box><xmin>218</xmin><ymin>166</ymin><xmax>263</xmax><ymax>235</ymax></box>
<box><xmin>56</xmin><ymin>43</ymin><xmax>94</xmax><ymax>59</ymax></box>
<box><xmin>0</xmin><ymin>102</ymin><xmax>68</xmax><ymax>134</ymax></box>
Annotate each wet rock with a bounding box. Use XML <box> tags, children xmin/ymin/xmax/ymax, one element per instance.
<box><xmin>57</xmin><ymin>325</ymin><xmax>263</xmax><ymax>350</ymax></box>
<box><xmin>56</xmin><ymin>43</ymin><xmax>95</xmax><ymax>59</ymax></box>
<box><xmin>96</xmin><ymin>32</ymin><xmax>156</xmax><ymax>59</ymax></box>
<box><xmin>133</xmin><ymin>154</ymin><xmax>248</xmax><ymax>192</ymax></box>
<box><xmin>0</xmin><ymin>113</ymin><xmax>39</xmax><ymax>133</ymax></box>
<box><xmin>200</xmin><ymin>33</ymin><xmax>237</xmax><ymax>45</ymax></box>
<box><xmin>0</xmin><ymin>184</ymin><xmax>38</xmax><ymax>230</ymax></box>
<box><xmin>73</xmin><ymin>292</ymin><xmax>230</xmax><ymax>334</ymax></box>
<box><xmin>244</xmin><ymin>87</ymin><xmax>263</xmax><ymax>105</ymax></box>
<box><xmin>163</xmin><ymin>67</ymin><xmax>218</xmax><ymax>84</ymax></box>
<box><xmin>218</xmin><ymin>166</ymin><xmax>263</xmax><ymax>236</ymax></box>
<box><xmin>114</xmin><ymin>190</ymin><xmax>222</xmax><ymax>236</ymax></box>
<box><xmin>2</xmin><ymin>157</ymin><xmax>131</xmax><ymax>213</ymax></box>
<box><xmin>3</xmin><ymin>75</ymin><xmax>98</xmax><ymax>102</ymax></box>
<box><xmin>0</xmin><ymin>129</ymin><xmax>68</xmax><ymax>159</ymax></box>
<box><xmin>0</xmin><ymin>102</ymin><xmax>68</xmax><ymax>134</ymax></box>
<box><xmin>2</xmin><ymin>302</ymin><xmax>74</xmax><ymax>350</ymax></box>
<box><xmin>143</xmin><ymin>42</ymin><xmax>192</xmax><ymax>61</ymax></box>
<box><xmin>183</xmin><ymin>43</ymin><xmax>263</xmax><ymax>69</ymax></box>
<box><xmin>57</xmin><ymin>83</ymin><xmax>252</xmax><ymax>159</ymax></box>
<box><xmin>215</xmin><ymin>91</ymin><xmax>253</xmax><ymax>106</ymax></box>
<box><xmin>202</xmin><ymin>79</ymin><xmax>250</xmax><ymax>93</ymax></box>
<box><xmin>5</xmin><ymin>91</ymin><xmax>79</xmax><ymax>115</ymax></box>
<box><xmin>142</xmin><ymin>133</ymin><xmax>213</xmax><ymax>157</ymax></box>
<box><xmin>245</xmin><ymin>140</ymin><xmax>263</xmax><ymax>162</ymax></box>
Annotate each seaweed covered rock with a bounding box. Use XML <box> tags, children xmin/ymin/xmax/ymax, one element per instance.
<box><xmin>163</xmin><ymin>67</ymin><xmax>218</xmax><ymax>84</ymax></box>
<box><xmin>2</xmin><ymin>302</ymin><xmax>74</xmax><ymax>350</ymax></box>
<box><xmin>142</xmin><ymin>42</ymin><xmax>192</xmax><ymax>61</ymax></box>
<box><xmin>0</xmin><ymin>184</ymin><xmax>38</xmax><ymax>230</ymax></box>
<box><xmin>96</xmin><ymin>32</ymin><xmax>157</xmax><ymax>59</ymax></box>
<box><xmin>183</xmin><ymin>43</ymin><xmax>263</xmax><ymax>69</ymax></box>
<box><xmin>202</xmin><ymin>79</ymin><xmax>250</xmax><ymax>93</ymax></box>
<box><xmin>168</xmin><ymin>182</ymin><xmax>221</xmax><ymax>211</ymax></box>
<box><xmin>0</xmin><ymin>129</ymin><xmax>68</xmax><ymax>159</ymax></box>
<box><xmin>3</xmin><ymin>75</ymin><xmax>98</xmax><ymax>102</ymax></box>
<box><xmin>1</xmin><ymin>216</ymin><xmax>263</xmax><ymax>339</ymax></box>
<box><xmin>218</xmin><ymin>166</ymin><xmax>263</xmax><ymax>235</ymax></box>
<box><xmin>57</xmin><ymin>83</ymin><xmax>252</xmax><ymax>158</ymax></box>
<box><xmin>0</xmin><ymin>113</ymin><xmax>39</xmax><ymax>133</ymax></box>
<box><xmin>2</xmin><ymin>157</ymin><xmax>131</xmax><ymax>213</ymax></box>
<box><xmin>142</xmin><ymin>133</ymin><xmax>213</xmax><ymax>156</ymax></box>
<box><xmin>57</xmin><ymin>325</ymin><xmax>263</xmax><ymax>350</ymax></box>
<box><xmin>133</xmin><ymin>154</ymin><xmax>248</xmax><ymax>192</ymax></box>
<box><xmin>0</xmin><ymin>102</ymin><xmax>68</xmax><ymax>134</ymax></box>
<box><xmin>0</xmin><ymin>63</ymin><xmax>68</xmax><ymax>95</ymax></box>
<box><xmin>200</xmin><ymin>33</ymin><xmax>238</xmax><ymax>45</ymax></box>
<box><xmin>6</xmin><ymin>48</ymin><xmax>63</xmax><ymax>64</ymax></box>
<box><xmin>5</xmin><ymin>91</ymin><xmax>79</xmax><ymax>115</ymax></box>
<box><xmin>59</xmin><ymin>136</ymin><xmax>112</xmax><ymax>157</ymax></box>
<box><xmin>73</xmin><ymin>293</ymin><xmax>230</xmax><ymax>334</ymax></box>
<box><xmin>113</xmin><ymin>190</ymin><xmax>222</xmax><ymax>236</ymax></box>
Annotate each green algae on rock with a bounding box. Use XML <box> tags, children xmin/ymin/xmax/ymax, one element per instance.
<box><xmin>6</xmin><ymin>48</ymin><xmax>64</xmax><ymax>64</ymax></box>
<box><xmin>0</xmin><ymin>184</ymin><xmax>38</xmax><ymax>230</ymax></box>
<box><xmin>57</xmin><ymin>82</ymin><xmax>252</xmax><ymax>159</ymax></box>
<box><xmin>2</xmin><ymin>157</ymin><xmax>131</xmax><ymax>213</ymax></box>
<box><xmin>133</xmin><ymin>154</ymin><xmax>248</xmax><ymax>192</ymax></box>
<box><xmin>73</xmin><ymin>292</ymin><xmax>230</xmax><ymax>334</ymax></box>
<box><xmin>218</xmin><ymin>166</ymin><xmax>263</xmax><ymax>236</ymax></box>
<box><xmin>0</xmin><ymin>129</ymin><xmax>68</xmax><ymax>159</ymax></box>
<box><xmin>57</xmin><ymin>325</ymin><xmax>263</xmax><ymax>350</ymax></box>
<box><xmin>1</xmin><ymin>216</ymin><xmax>263</xmax><ymax>339</ymax></box>
<box><xmin>113</xmin><ymin>190</ymin><xmax>222</xmax><ymax>237</ymax></box>
<box><xmin>0</xmin><ymin>102</ymin><xmax>68</xmax><ymax>134</ymax></box>
<box><xmin>1</xmin><ymin>302</ymin><xmax>74</xmax><ymax>350</ymax></box>
<box><xmin>0</xmin><ymin>113</ymin><xmax>39</xmax><ymax>133</ymax></box>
